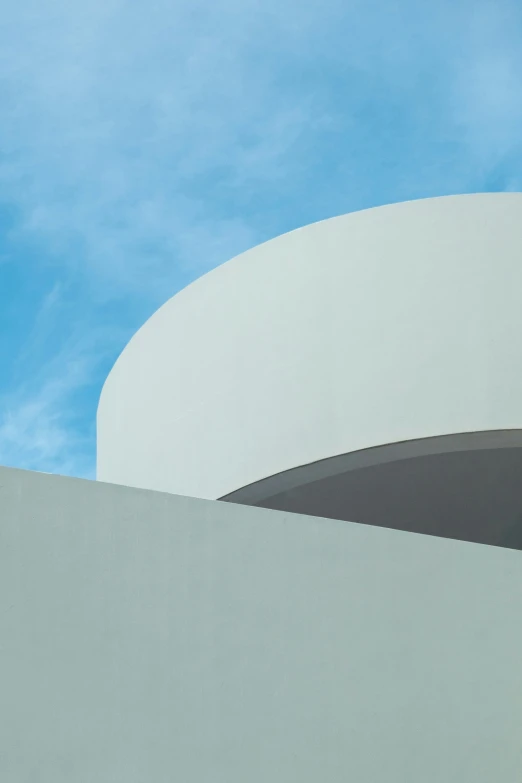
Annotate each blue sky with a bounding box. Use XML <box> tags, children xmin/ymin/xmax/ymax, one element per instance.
<box><xmin>1</xmin><ymin>0</ymin><xmax>522</xmax><ymax>479</ymax></box>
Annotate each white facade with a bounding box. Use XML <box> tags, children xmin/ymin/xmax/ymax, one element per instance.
<box><xmin>97</xmin><ymin>194</ymin><xmax>522</xmax><ymax>534</ymax></box>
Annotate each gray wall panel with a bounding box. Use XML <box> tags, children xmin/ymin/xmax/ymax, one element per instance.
<box><xmin>1</xmin><ymin>465</ymin><xmax>522</xmax><ymax>781</ymax></box>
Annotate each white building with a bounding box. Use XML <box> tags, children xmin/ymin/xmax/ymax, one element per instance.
<box><xmin>2</xmin><ymin>194</ymin><xmax>522</xmax><ymax>782</ymax></box>
<box><xmin>98</xmin><ymin>193</ymin><xmax>522</xmax><ymax>549</ymax></box>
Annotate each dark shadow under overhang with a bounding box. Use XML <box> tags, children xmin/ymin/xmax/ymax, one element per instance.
<box><xmin>221</xmin><ymin>431</ymin><xmax>522</xmax><ymax>550</ymax></box>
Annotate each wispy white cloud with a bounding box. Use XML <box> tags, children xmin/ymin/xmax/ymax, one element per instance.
<box><xmin>0</xmin><ymin>287</ymin><xmax>124</xmax><ymax>478</ymax></box>
<box><xmin>0</xmin><ymin>343</ymin><xmax>96</xmax><ymax>478</ymax></box>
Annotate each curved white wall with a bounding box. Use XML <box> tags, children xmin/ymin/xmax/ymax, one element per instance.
<box><xmin>97</xmin><ymin>193</ymin><xmax>522</xmax><ymax>500</ymax></box>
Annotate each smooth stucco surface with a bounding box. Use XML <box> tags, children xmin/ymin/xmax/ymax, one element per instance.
<box><xmin>1</xmin><ymin>465</ymin><xmax>522</xmax><ymax>782</ymax></box>
<box><xmin>97</xmin><ymin>193</ymin><xmax>522</xmax><ymax>500</ymax></box>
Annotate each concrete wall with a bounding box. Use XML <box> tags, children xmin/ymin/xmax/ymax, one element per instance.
<box><xmin>97</xmin><ymin>193</ymin><xmax>522</xmax><ymax>500</ymax></box>
<box><xmin>1</xmin><ymin>464</ymin><xmax>522</xmax><ymax>782</ymax></box>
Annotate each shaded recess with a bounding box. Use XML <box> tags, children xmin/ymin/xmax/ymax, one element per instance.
<box><xmin>221</xmin><ymin>432</ymin><xmax>522</xmax><ymax>550</ymax></box>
